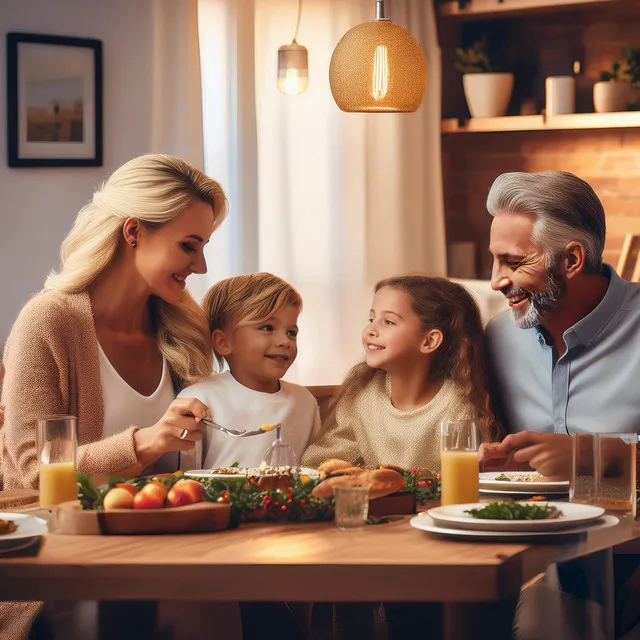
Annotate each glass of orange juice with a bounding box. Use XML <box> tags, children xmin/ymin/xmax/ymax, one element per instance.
<box><xmin>440</xmin><ymin>420</ymin><xmax>480</xmax><ymax>506</ymax></box>
<box><xmin>37</xmin><ymin>415</ymin><xmax>78</xmax><ymax>509</ymax></box>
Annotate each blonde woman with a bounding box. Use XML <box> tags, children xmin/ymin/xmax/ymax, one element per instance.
<box><xmin>0</xmin><ymin>153</ymin><xmax>227</xmax><ymax>639</ymax></box>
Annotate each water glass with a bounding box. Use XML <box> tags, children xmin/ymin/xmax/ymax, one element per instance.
<box><xmin>334</xmin><ymin>486</ymin><xmax>370</xmax><ymax>530</ymax></box>
<box><xmin>38</xmin><ymin>415</ymin><xmax>78</xmax><ymax>508</ymax></box>
<box><xmin>595</xmin><ymin>433</ymin><xmax>637</xmax><ymax>517</ymax></box>
<box><xmin>570</xmin><ymin>433</ymin><xmax>596</xmax><ymax>505</ymax></box>
<box><xmin>440</xmin><ymin>420</ymin><xmax>480</xmax><ymax>506</ymax></box>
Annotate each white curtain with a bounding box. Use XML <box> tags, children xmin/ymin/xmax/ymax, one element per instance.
<box><xmin>195</xmin><ymin>0</ymin><xmax>445</xmax><ymax>385</ymax></box>
<box><xmin>148</xmin><ymin>0</ymin><xmax>206</xmax><ymax>169</ymax></box>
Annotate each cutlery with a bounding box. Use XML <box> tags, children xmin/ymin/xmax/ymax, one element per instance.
<box><xmin>202</xmin><ymin>418</ymin><xmax>280</xmax><ymax>438</ymax></box>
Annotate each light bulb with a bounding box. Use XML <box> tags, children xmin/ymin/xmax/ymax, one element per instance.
<box><xmin>284</xmin><ymin>68</ymin><xmax>301</xmax><ymax>95</ymax></box>
<box><xmin>372</xmin><ymin>45</ymin><xmax>389</xmax><ymax>101</ymax></box>
<box><xmin>277</xmin><ymin>42</ymin><xmax>309</xmax><ymax>96</ymax></box>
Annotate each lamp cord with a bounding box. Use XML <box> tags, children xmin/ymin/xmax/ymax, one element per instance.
<box><xmin>293</xmin><ymin>0</ymin><xmax>303</xmax><ymax>43</ymax></box>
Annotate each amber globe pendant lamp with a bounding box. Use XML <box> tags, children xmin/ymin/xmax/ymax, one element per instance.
<box><xmin>277</xmin><ymin>0</ymin><xmax>309</xmax><ymax>96</ymax></box>
<box><xmin>329</xmin><ymin>0</ymin><xmax>427</xmax><ymax>112</ymax></box>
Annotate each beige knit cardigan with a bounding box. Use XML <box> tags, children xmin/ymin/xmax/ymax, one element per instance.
<box><xmin>1</xmin><ymin>290</ymin><xmax>147</xmax><ymax>490</ymax></box>
<box><xmin>0</xmin><ymin>290</ymin><xmax>165</xmax><ymax>639</ymax></box>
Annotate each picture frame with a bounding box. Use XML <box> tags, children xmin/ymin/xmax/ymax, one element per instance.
<box><xmin>6</xmin><ymin>33</ymin><xmax>103</xmax><ymax>167</ymax></box>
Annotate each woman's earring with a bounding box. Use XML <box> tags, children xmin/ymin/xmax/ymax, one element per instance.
<box><xmin>131</xmin><ymin>241</ymin><xmax>137</xmax><ymax>248</ymax></box>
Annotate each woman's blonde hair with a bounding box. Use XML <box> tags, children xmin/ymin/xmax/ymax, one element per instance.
<box><xmin>45</xmin><ymin>153</ymin><xmax>228</xmax><ymax>388</ymax></box>
<box><xmin>202</xmin><ymin>272</ymin><xmax>302</xmax><ymax>370</ymax></box>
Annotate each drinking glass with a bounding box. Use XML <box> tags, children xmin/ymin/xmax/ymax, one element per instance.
<box><xmin>570</xmin><ymin>433</ymin><xmax>596</xmax><ymax>505</ymax></box>
<box><xmin>262</xmin><ymin>426</ymin><xmax>298</xmax><ymax>469</ymax></box>
<box><xmin>37</xmin><ymin>415</ymin><xmax>77</xmax><ymax>509</ymax></box>
<box><xmin>334</xmin><ymin>486</ymin><xmax>370</xmax><ymax>530</ymax></box>
<box><xmin>440</xmin><ymin>420</ymin><xmax>480</xmax><ymax>506</ymax></box>
<box><xmin>595</xmin><ymin>433</ymin><xmax>637</xmax><ymax>517</ymax></box>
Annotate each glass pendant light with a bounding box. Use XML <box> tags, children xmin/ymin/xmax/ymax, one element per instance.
<box><xmin>329</xmin><ymin>0</ymin><xmax>427</xmax><ymax>112</ymax></box>
<box><xmin>277</xmin><ymin>0</ymin><xmax>308</xmax><ymax>96</ymax></box>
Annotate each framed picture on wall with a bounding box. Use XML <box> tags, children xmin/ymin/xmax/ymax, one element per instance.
<box><xmin>6</xmin><ymin>33</ymin><xmax>103</xmax><ymax>167</ymax></box>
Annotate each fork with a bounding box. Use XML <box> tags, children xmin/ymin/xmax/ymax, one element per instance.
<box><xmin>202</xmin><ymin>418</ymin><xmax>273</xmax><ymax>438</ymax></box>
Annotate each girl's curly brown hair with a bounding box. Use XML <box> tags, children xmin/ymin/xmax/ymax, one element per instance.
<box><xmin>323</xmin><ymin>275</ymin><xmax>501</xmax><ymax>443</ymax></box>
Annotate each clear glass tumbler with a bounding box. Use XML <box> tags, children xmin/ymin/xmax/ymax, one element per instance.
<box><xmin>440</xmin><ymin>420</ymin><xmax>480</xmax><ymax>506</ymax></box>
<box><xmin>38</xmin><ymin>415</ymin><xmax>77</xmax><ymax>509</ymax></box>
<box><xmin>595</xmin><ymin>433</ymin><xmax>637</xmax><ymax>517</ymax></box>
<box><xmin>570</xmin><ymin>433</ymin><xmax>597</xmax><ymax>505</ymax></box>
<box><xmin>334</xmin><ymin>486</ymin><xmax>370</xmax><ymax>530</ymax></box>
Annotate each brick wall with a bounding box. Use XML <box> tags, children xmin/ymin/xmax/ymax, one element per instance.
<box><xmin>441</xmin><ymin>2</ymin><xmax>640</xmax><ymax>279</ymax></box>
<box><xmin>443</xmin><ymin>129</ymin><xmax>640</xmax><ymax>279</ymax></box>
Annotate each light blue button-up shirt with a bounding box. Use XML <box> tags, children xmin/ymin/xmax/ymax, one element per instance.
<box><xmin>485</xmin><ymin>264</ymin><xmax>640</xmax><ymax>435</ymax></box>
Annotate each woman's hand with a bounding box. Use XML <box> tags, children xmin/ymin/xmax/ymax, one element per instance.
<box><xmin>133</xmin><ymin>397</ymin><xmax>209</xmax><ymax>468</ymax></box>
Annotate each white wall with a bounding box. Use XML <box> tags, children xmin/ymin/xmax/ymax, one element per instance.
<box><xmin>0</xmin><ymin>0</ymin><xmax>160</xmax><ymax>346</ymax></box>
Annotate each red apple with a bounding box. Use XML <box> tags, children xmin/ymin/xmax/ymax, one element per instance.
<box><xmin>140</xmin><ymin>481</ymin><xmax>168</xmax><ymax>502</ymax></box>
<box><xmin>103</xmin><ymin>487</ymin><xmax>134</xmax><ymax>510</ymax></box>
<box><xmin>174</xmin><ymin>479</ymin><xmax>204</xmax><ymax>503</ymax></box>
<box><xmin>116</xmin><ymin>483</ymin><xmax>138</xmax><ymax>497</ymax></box>
<box><xmin>166</xmin><ymin>485</ymin><xmax>196</xmax><ymax>508</ymax></box>
<box><xmin>132</xmin><ymin>490</ymin><xmax>165</xmax><ymax>510</ymax></box>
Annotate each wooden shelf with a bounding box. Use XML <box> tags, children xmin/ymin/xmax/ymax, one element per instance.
<box><xmin>437</xmin><ymin>0</ymin><xmax>620</xmax><ymax>19</ymax></box>
<box><xmin>442</xmin><ymin>111</ymin><xmax>640</xmax><ymax>133</ymax></box>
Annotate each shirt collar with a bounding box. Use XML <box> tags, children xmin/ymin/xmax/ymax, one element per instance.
<box><xmin>535</xmin><ymin>263</ymin><xmax>625</xmax><ymax>349</ymax></box>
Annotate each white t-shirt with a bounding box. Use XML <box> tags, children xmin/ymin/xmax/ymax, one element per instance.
<box><xmin>98</xmin><ymin>343</ymin><xmax>177</xmax><ymax>473</ymax></box>
<box><xmin>98</xmin><ymin>343</ymin><xmax>175</xmax><ymax>438</ymax></box>
<box><xmin>177</xmin><ymin>371</ymin><xmax>320</xmax><ymax>469</ymax></box>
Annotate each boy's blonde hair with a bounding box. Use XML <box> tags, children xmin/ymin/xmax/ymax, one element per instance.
<box><xmin>203</xmin><ymin>273</ymin><xmax>302</xmax><ymax>369</ymax></box>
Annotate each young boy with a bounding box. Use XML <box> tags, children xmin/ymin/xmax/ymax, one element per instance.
<box><xmin>179</xmin><ymin>272</ymin><xmax>319</xmax><ymax>469</ymax></box>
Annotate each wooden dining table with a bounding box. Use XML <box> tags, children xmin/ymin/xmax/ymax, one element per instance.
<box><xmin>1</xmin><ymin>493</ymin><xmax>639</xmax><ymax>640</ymax></box>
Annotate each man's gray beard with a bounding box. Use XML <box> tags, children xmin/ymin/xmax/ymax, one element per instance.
<box><xmin>513</xmin><ymin>267</ymin><xmax>566</xmax><ymax>330</ymax></box>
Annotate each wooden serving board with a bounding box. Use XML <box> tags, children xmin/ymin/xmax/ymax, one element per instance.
<box><xmin>48</xmin><ymin>500</ymin><xmax>231</xmax><ymax>535</ymax></box>
<box><xmin>369</xmin><ymin>492</ymin><xmax>416</xmax><ymax>517</ymax></box>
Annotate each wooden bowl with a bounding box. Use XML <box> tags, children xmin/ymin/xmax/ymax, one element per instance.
<box><xmin>48</xmin><ymin>500</ymin><xmax>231</xmax><ymax>535</ymax></box>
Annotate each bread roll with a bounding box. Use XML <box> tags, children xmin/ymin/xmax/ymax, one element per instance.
<box><xmin>316</xmin><ymin>459</ymin><xmax>355</xmax><ymax>475</ymax></box>
<box><xmin>330</xmin><ymin>466</ymin><xmax>363</xmax><ymax>477</ymax></box>
<box><xmin>311</xmin><ymin>468</ymin><xmax>405</xmax><ymax>500</ymax></box>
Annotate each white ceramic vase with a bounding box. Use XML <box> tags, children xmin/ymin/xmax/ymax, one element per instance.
<box><xmin>593</xmin><ymin>81</ymin><xmax>633</xmax><ymax>113</ymax></box>
<box><xmin>463</xmin><ymin>72</ymin><xmax>514</xmax><ymax>118</ymax></box>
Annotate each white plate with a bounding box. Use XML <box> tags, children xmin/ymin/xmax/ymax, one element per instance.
<box><xmin>0</xmin><ymin>512</ymin><xmax>48</xmax><ymax>549</ymax></box>
<box><xmin>410</xmin><ymin>514</ymin><xmax>619</xmax><ymax>541</ymax></box>
<box><xmin>479</xmin><ymin>488</ymin><xmax>569</xmax><ymax>497</ymax></box>
<box><xmin>479</xmin><ymin>471</ymin><xmax>569</xmax><ymax>493</ymax></box>
<box><xmin>185</xmin><ymin>467</ymin><xmax>319</xmax><ymax>480</ymax></box>
<box><xmin>427</xmin><ymin>501</ymin><xmax>605</xmax><ymax>532</ymax></box>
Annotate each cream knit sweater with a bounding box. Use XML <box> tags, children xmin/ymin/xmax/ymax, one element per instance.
<box><xmin>302</xmin><ymin>373</ymin><xmax>474</xmax><ymax>473</ymax></box>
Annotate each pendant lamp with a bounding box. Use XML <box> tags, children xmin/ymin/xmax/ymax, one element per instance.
<box><xmin>277</xmin><ymin>0</ymin><xmax>308</xmax><ymax>96</ymax></box>
<box><xmin>329</xmin><ymin>0</ymin><xmax>427</xmax><ymax>112</ymax></box>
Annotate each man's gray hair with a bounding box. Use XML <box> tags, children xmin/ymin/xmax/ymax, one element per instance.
<box><xmin>486</xmin><ymin>171</ymin><xmax>605</xmax><ymax>274</ymax></box>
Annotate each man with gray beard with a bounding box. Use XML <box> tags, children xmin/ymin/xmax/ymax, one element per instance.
<box><xmin>479</xmin><ymin>171</ymin><xmax>640</xmax><ymax>640</ymax></box>
<box><xmin>480</xmin><ymin>170</ymin><xmax>639</xmax><ymax>477</ymax></box>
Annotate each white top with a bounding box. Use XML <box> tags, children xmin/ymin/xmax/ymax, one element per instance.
<box><xmin>177</xmin><ymin>371</ymin><xmax>320</xmax><ymax>469</ymax></box>
<box><xmin>98</xmin><ymin>343</ymin><xmax>175</xmax><ymax>439</ymax></box>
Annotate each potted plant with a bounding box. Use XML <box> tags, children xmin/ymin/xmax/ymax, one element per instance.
<box><xmin>455</xmin><ymin>40</ymin><xmax>514</xmax><ymax>118</ymax></box>
<box><xmin>594</xmin><ymin>46</ymin><xmax>640</xmax><ymax>113</ymax></box>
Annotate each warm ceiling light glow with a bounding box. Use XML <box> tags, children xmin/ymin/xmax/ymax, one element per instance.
<box><xmin>329</xmin><ymin>0</ymin><xmax>427</xmax><ymax>113</ymax></box>
<box><xmin>372</xmin><ymin>46</ymin><xmax>389</xmax><ymax>101</ymax></box>
<box><xmin>278</xmin><ymin>43</ymin><xmax>308</xmax><ymax>96</ymax></box>
<box><xmin>277</xmin><ymin>0</ymin><xmax>308</xmax><ymax>96</ymax></box>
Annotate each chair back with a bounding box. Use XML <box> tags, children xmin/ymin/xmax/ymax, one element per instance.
<box><xmin>306</xmin><ymin>385</ymin><xmax>338</xmax><ymax>423</ymax></box>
